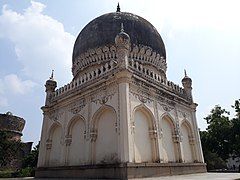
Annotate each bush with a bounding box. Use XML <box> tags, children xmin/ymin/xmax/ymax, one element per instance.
<box><xmin>0</xmin><ymin>170</ymin><xmax>14</xmax><ymax>178</ymax></box>
<box><xmin>18</xmin><ymin>167</ymin><xmax>34</xmax><ymax>177</ymax></box>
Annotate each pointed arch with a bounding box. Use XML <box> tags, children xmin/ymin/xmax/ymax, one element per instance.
<box><xmin>91</xmin><ymin>105</ymin><xmax>117</xmax><ymax>130</ymax></box>
<box><xmin>46</xmin><ymin>121</ymin><xmax>63</xmax><ymax>166</ymax></box>
<box><xmin>132</xmin><ymin>104</ymin><xmax>156</xmax><ymax>130</ymax></box>
<box><xmin>180</xmin><ymin>119</ymin><xmax>194</xmax><ymax>136</ymax></box>
<box><xmin>180</xmin><ymin>118</ymin><xmax>194</xmax><ymax>162</ymax></box>
<box><xmin>160</xmin><ymin>113</ymin><xmax>177</xmax><ymax>162</ymax></box>
<box><xmin>160</xmin><ymin>113</ymin><xmax>176</xmax><ymax>132</ymax></box>
<box><xmin>132</xmin><ymin>104</ymin><xmax>158</xmax><ymax>163</ymax></box>
<box><xmin>66</xmin><ymin>114</ymin><xmax>86</xmax><ymax>165</ymax></box>
<box><xmin>91</xmin><ymin>105</ymin><xmax>118</xmax><ymax>164</ymax></box>
<box><xmin>66</xmin><ymin>114</ymin><xmax>86</xmax><ymax>136</ymax></box>
<box><xmin>47</xmin><ymin>121</ymin><xmax>63</xmax><ymax>141</ymax></box>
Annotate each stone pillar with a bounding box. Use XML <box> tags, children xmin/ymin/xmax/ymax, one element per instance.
<box><xmin>117</xmin><ymin>71</ymin><xmax>132</xmax><ymax>162</ymax></box>
<box><xmin>190</xmin><ymin>103</ymin><xmax>205</xmax><ymax>162</ymax></box>
<box><xmin>37</xmin><ymin>107</ymin><xmax>50</xmax><ymax>167</ymax></box>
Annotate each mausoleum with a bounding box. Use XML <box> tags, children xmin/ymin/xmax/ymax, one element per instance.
<box><xmin>36</xmin><ymin>6</ymin><xmax>206</xmax><ymax>179</ymax></box>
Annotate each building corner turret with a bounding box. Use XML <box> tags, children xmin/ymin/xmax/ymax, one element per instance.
<box><xmin>182</xmin><ymin>69</ymin><xmax>193</xmax><ymax>102</ymax></box>
<box><xmin>44</xmin><ymin>70</ymin><xmax>57</xmax><ymax>107</ymax></box>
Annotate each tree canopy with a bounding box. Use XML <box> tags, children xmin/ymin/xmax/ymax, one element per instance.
<box><xmin>200</xmin><ymin>99</ymin><xmax>240</xmax><ymax>170</ymax></box>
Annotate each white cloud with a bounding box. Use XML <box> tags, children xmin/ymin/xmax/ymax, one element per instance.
<box><xmin>4</xmin><ymin>74</ymin><xmax>37</xmax><ymax>94</ymax></box>
<box><xmin>0</xmin><ymin>1</ymin><xmax>75</xmax><ymax>86</ymax></box>
<box><xmin>0</xmin><ymin>74</ymin><xmax>37</xmax><ymax>95</ymax></box>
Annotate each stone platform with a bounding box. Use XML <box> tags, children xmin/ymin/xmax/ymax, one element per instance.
<box><xmin>35</xmin><ymin>162</ymin><xmax>206</xmax><ymax>179</ymax></box>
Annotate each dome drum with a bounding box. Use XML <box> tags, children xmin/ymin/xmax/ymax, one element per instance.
<box><xmin>72</xmin><ymin>12</ymin><xmax>167</xmax><ymax>78</ymax></box>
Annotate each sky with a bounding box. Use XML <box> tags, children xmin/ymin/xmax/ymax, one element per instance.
<box><xmin>0</xmin><ymin>0</ymin><xmax>239</xmax><ymax>145</ymax></box>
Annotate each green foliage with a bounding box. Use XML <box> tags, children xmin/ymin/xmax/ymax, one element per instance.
<box><xmin>0</xmin><ymin>170</ymin><xmax>14</xmax><ymax>178</ymax></box>
<box><xmin>200</xmin><ymin>99</ymin><xmax>240</xmax><ymax>170</ymax></box>
<box><xmin>22</xmin><ymin>143</ymin><xmax>39</xmax><ymax>169</ymax></box>
<box><xmin>17</xmin><ymin>167</ymin><xmax>34</xmax><ymax>177</ymax></box>
<box><xmin>204</xmin><ymin>106</ymin><xmax>231</xmax><ymax>160</ymax></box>
<box><xmin>230</xmin><ymin>99</ymin><xmax>240</xmax><ymax>158</ymax></box>
<box><xmin>200</xmin><ymin>131</ymin><xmax>227</xmax><ymax>170</ymax></box>
<box><xmin>0</xmin><ymin>131</ymin><xmax>22</xmax><ymax>167</ymax></box>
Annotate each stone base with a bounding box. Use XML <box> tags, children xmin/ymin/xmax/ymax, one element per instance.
<box><xmin>35</xmin><ymin>163</ymin><xmax>207</xmax><ymax>179</ymax></box>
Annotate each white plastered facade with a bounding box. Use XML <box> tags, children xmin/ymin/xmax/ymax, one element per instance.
<box><xmin>37</xmin><ymin>27</ymin><xmax>204</xmax><ymax>168</ymax></box>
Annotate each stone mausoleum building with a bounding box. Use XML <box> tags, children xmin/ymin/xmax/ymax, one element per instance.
<box><xmin>37</xmin><ymin>6</ymin><xmax>206</xmax><ymax>179</ymax></box>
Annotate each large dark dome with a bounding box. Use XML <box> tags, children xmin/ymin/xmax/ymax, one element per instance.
<box><xmin>72</xmin><ymin>12</ymin><xmax>166</xmax><ymax>63</ymax></box>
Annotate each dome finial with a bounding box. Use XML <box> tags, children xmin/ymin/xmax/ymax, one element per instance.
<box><xmin>116</xmin><ymin>2</ymin><xmax>120</xmax><ymax>12</ymax></box>
<box><xmin>184</xmin><ymin>69</ymin><xmax>187</xmax><ymax>77</ymax></box>
<box><xmin>50</xmin><ymin>70</ymin><xmax>54</xmax><ymax>80</ymax></box>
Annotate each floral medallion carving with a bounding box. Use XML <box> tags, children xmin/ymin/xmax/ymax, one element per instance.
<box><xmin>48</xmin><ymin>109</ymin><xmax>64</xmax><ymax>121</ymax></box>
<box><xmin>69</xmin><ymin>98</ymin><xmax>86</xmax><ymax>114</ymax></box>
<box><xmin>91</xmin><ymin>85</ymin><xmax>117</xmax><ymax>105</ymax></box>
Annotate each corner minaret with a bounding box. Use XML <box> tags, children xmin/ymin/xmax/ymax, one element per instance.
<box><xmin>182</xmin><ymin>69</ymin><xmax>193</xmax><ymax>102</ymax></box>
<box><xmin>45</xmin><ymin>70</ymin><xmax>57</xmax><ymax>106</ymax></box>
<box><xmin>116</xmin><ymin>2</ymin><xmax>120</xmax><ymax>12</ymax></box>
<box><xmin>115</xmin><ymin>23</ymin><xmax>130</xmax><ymax>69</ymax></box>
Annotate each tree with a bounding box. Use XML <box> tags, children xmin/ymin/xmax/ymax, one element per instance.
<box><xmin>230</xmin><ymin>99</ymin><xmax>240</xmax><ymax>158</ymax></box>
<box><xmin>22</xmin><ymin>143</ymin><xmax>39</xmax><ymax>169</ymax></box>
<box><xmin>204</xmin><ymin>105</ymin><xmax>232</xmax><ymax>161</ymax></box>
<box><xmin>0</xmin><ymin>131</ymin><xmax>22</xmax><ymax>168</ymax></box>
<box><xmin>200</xmin><ymin>131</ymin><xmax>226</xmax><ymax>170</ymax></box>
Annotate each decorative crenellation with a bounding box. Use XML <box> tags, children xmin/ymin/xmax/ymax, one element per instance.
<box><xmin>73</xmin><ymin>44</ymin><xmax>167</xmax><ymax>77</ymax></box>
<box><xmin>73</xmin><ymin>45</ymin><xmax>117</xmax><ymax>76</ymax></box>
<box><xmin>129</xmin><ymin>44</ymin><xmax>167</xmax><ymax>73</ymax></box>
<box><xmin>53</xmin><ymin>60</ymin><xmax>116</xmax><ymax>99</ymax></box>
<box><xmin>129</xmin><ymin>59</ymin><xmax>186</xmax><ymax>100</ymax></box>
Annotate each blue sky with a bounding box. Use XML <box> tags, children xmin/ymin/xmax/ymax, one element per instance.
<box><xmin>0</xmin><ymin>0</ymin><xmax>239</xmax><ymax>145</ymax></box>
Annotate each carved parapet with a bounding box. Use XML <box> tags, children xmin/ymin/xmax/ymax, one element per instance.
<box><xmin>72</xmin><ymin>45</ymin><xmax>117</xmax><ymax>76</ymax></box>
<box><xmin>129</xmin><ymin>59</ymin><xmax>188</xmax><ymax>101</ymax></box>
<box><xmin>129</xmin><ymin>44</ymin><xmax>167</xmax><ymax>73</ymax></box>
<box><xmin>53</xmin><ymin>60</ymin><xmax>116</xmax><ymax>100</ymax></box>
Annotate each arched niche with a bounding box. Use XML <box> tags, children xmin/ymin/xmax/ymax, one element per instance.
<box><xmin>133</xmin><ymin>105</ymin><xmax>158</xmax><ymax>163</ymax></box>
<box><xmin>66</xmin><ymin>115</ymin><xmax>86</xmax><ymax>165</ymax></box>
<box><xmin>161</xmin><ymin>114</ymin><xmax>176</xmax><ymax>162</ymax></box>
<box><xmin>180</xmin><ymin>120</ymin><xmax>194</xmax><ymax>162</ymax></box>
<box><xmin>91</xmin><ymin>105</ymin><xmax>118</xmax><ymax>164</ymax></box>
<box><xmin>47</xmin><ymin>122</ymin><xmax>63</xmax><ymax>166</ymax></box>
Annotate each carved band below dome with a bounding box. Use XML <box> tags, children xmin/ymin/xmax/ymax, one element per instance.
<box><xmin>72</xmin><ymin>44</ymin><xmax>166</xmax><ymax>78</ymax></box>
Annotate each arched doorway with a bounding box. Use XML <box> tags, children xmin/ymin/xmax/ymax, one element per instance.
<box><xmin>133</xmin><ymin>106</ymin><xmax>157</xmax><ymax>163</ymax></box>
<box><xmin>181</xmin><ymin>121</ymin><xmax>193</xmax><ymax>162</ymax></box>
<box><xmin>67</xmin><ymin>116</ymin><xmax>85</xmax><ymax>165</ymax></box>
<box><xmin>93</xmin><ymin>106</ymin><xmax>118</xmax><ymax>164</ymax></box>
<box><xmin>48</xmin><ymin>124</ymin><xmax>62</xmax><ymax>166</ymax></box>
<box><xmin>161</xmin><ymin>115</ymin><xmax>176</xmax><ymax>162</ymax></box>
